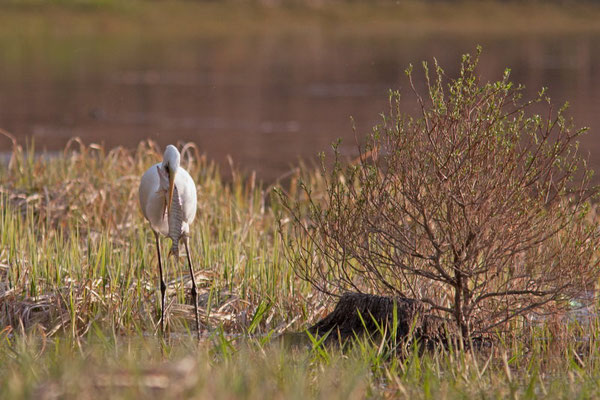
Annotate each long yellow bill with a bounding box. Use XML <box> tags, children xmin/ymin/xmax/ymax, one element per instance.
<box><xmin>166</xmin><ymin>173</ymin><xmax>176</xmax><ymax>216</ymax></box>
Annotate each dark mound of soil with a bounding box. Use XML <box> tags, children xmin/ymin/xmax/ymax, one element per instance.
<box><xmin>308</xmin><ymin>292</ymin><xmax>449</xmax><ymax>346</ymax></box>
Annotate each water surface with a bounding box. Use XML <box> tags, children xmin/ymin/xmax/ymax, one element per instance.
<box><xmin>1</xmin><ymin>29</ymin><xmax>599</xmax><ymax>180</ymax></box>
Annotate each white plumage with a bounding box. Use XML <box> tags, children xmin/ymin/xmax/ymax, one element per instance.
<box><xmin>139</xmin><ymin>145</ymin><xmax>197</xmax><ymax>237</ymax></box>
<box><xmin>138</xmin><ymin>144</ymin><xmax>201</xmax><ymax>338</ymax></box>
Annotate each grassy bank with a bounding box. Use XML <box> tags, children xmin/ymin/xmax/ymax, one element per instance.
<box><xmin>0</xmin><ymin>139</ymin><xmax>322</xmax><ymax>337</ymax></box>
<box><xmin>4</xmin><ymin>330</ymin><xmax>600</xmax><ymax>399</ymax></box>
<box><xmin>1</xmin><ymin>0</ymin><xmax>600</xmax><ymax>39</ymax></box>
<box><xmin>0</xmin><ymin>138</ymin><xmax>599</xmax><ymax>398</ymax></box>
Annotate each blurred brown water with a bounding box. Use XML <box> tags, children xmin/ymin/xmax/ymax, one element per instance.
<box><xmin>1</xmin><ymin>30</ymin><xmax>599</xmax><ymax>181</ymax></box>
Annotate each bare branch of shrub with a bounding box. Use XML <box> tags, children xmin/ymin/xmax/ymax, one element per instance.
<box><xmin>278</xmin><ymin>48</ymin><xmax>600</xmax><ymax>338</ymax></box>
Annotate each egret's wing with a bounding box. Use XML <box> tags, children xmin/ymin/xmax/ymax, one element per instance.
<box><xmin>155</xmin><ymin>165</ymin><xmax>170</xmax><ymax>218</ymax></box>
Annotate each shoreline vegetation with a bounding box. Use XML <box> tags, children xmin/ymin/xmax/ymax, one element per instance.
<box><xmin>1</xmin><ymin>0</ymin><xmax>600</xmax><ymax>38</ymax></box>
<box><xmin>0</xmin><ymin>136</ymin><xmax>599</xmax><ymax>398</ymax></box>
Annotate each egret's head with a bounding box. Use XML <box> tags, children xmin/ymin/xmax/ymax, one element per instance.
<box><xmin>162</xmin><ymin>145</ymin><xmax>180</xmax><ymax>214</ymax></box>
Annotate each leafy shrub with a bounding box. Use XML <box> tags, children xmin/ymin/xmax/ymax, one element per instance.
<box><xmin>279</xmin><ymin>49</ymin><xmax>599</xmax><ymax>338</ymax></box>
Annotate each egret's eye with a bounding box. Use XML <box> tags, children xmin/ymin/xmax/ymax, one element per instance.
<box><xmin>164</xmin><ymin>165</ymin><xmax>170</xmax><ymax>174</ymax></box>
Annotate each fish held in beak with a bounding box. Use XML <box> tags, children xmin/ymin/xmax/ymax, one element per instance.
<box><xmin>167</xmin><ymin>185</ymin><xmax>184</xmax><ymax>258</ymax></box>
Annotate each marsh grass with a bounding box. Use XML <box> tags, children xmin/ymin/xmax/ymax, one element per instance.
<box><xmin>3</xmin><ymin>320</ymin><xmax>600</xmax><ymax>399</ymax></box>
<box><xmin>0</xmin><ymin>136</ymin><xmax>323</xmax><ymax>338</ymax></box>
<box><xmin>1</xmin><ymin>136</ymin><xmax>600</xmax><ymax>398</ymax></box>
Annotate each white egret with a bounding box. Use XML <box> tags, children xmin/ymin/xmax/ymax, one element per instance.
<box><xmin>138</xmin><ymin>144</ymin><xmax>200</xmax><ymax>338</ymax></box>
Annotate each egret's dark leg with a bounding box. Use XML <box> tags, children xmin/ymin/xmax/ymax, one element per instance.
<box><xmin>154</xmin><ymin>230</ymin><xmax>167</xmax><ymax>336</ymax></box>
<box><xmin>184</xmin><ymin>236</ymin><xmax>201</xmax><ymax>340</ymax></box>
